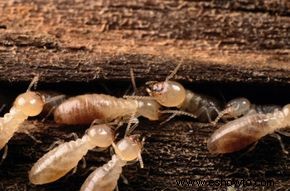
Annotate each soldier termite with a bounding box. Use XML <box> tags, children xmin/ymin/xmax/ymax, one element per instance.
<box><xmin>29</xmin><ymin>121</ymin><xmax>116</xmax><ymax>185</ymax></box>
<box><xmin>212</xmin><ymin>97</ymin><xmax>281</xmax><ymax>125</ymax></box>
<box><xmin>53</xmin><ymin>93</ymin><xmax>161</xmax><ymax>125</ymax></box>
<box><xmin>80</xmin><ymin>135</ymin><xmax>144</xmax><ymax>191</ymax></box>
<box><xmin>207</xmin><ymin>104</ymin><xmax>290</xmax><ymax>154</ymax></box>
<box><xmin>145</xmin><ymin>63</ymin><xmax>222</xmax><ymax>122</ymax></box>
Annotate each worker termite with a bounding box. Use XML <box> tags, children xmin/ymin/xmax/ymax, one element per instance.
<box><xmin>145</xmin><ymin>63</ymin><xmax>222</xmax><ymax>122</ymax></box>
<box><xmin>53</xmin><ymin>93</ymin><xmax>161</xmax><ymax>125</ymax></box>
<box><xmin>0</xmin><ymin>76</ymin><xmax>65</xmax><ymax>162</ymax></box>
<box><xmin>29</xmin><ymin>121</ymin><xmax>116</xmax><ymax>185</ymax></box>
<box><xmin>0</xmin><ymin>76</ymin><xmax>45</xmax><ymax>151</ymax></box>
<box><xmin>207</xmin><ymin>104</ymin><xmax>290</xmax><ymax>154</ymax></box>
<box><xmin>212</xmin><ymin>97</ymin><xmax>281</xmax><ymax>125</ymax></box>
<box><xmin>80</xmin><ymin>135</ymin><xmax>144</xmax><ymax>191</ymax></box>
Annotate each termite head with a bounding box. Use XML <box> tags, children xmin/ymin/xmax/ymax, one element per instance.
<box><xmin>146</xmin><ymin>80</ymin><xmax>186</xmax><ymax>107</ymax></box>
<box><xmin>87</xmin><ymin>124</ymin><xmax>114</xmax><ymax>148</ymax></box>
<box><xmin>222</xmin><ymin>98</ymin><xmax>251</xmax><ymax>119</ymax></box>
<box><xmin>14</xmin><ymin>92</ymin><xmax>45</xmax><ymax>116</ymax></box>
<box><xmin>282</xmin><ymin>104</ymin><xmax>290</xmax><ymax>126</ymax></box>
<box><xmin>137</xmin><ymin>99</ymin><xmax>160</xmax><ymax>121</ymax></box>
<box><xmin>113</xmin><ymin>135</ymin><xmax>143</xmax><ymax>162</ymax></box>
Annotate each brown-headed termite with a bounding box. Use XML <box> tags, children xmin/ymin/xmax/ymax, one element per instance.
<box><xmin>144</xmin><ymin>63</ymin><xmax>222</xmax><ymax>122</ymax></box>
<box><xmin>80</xmin><ymin>134</ymin><xmax>144</xmax><ymax>191</ymax></box>
<box><xmin>207</xmin><ymin>104</ymin><xmax>290</xmax><ymax>154</ymax></box>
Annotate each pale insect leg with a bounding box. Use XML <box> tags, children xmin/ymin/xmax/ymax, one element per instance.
<box><xmin>125</xmin><ymin>115</ymin><xmax>139</xmax><ymax>136</ymax></box>
<box><xmin>137</xmin><ymin>137</ymin><xmax>145</xmax><ymax>168</ymax></box>
<box><xmin>130</xmin><ymin>68</ymin><xmax>137</xmax><ymax>95</ymax></box>
<box><xmin>0</xmin><ymin>145</ymin><xmax>8</xmax><ymax>165</ymax></box>
<box><xmin>23</xmin><ymin>130</ymin><xmax>42</xmax><ymax>143</ymax></box>
<box><xmin>270</xmin><ymin>133</ymin><xmax>288</xmax><ymax>154</ymax></box>
<box><xmin>43</xmin><ymin>138</ymin><xmax>65</xmax><ymax>151</ymax></box>
<box><xmin>81</xmin><ymin>157</ymin><xmax>87</xmax><ymax>169</ymax></box>
<box><xmin>0</xmin><ymin>104</ymin><xmax>5</xmax><ymax>113</ymax></box>
<box><xmin>120</xmin><ymin>174</ymin><xmax>129</xmax><ymax>184</ymax></box>
<box><xmin>276</xmin><ymin>130</ymin><xmax>290</xmax><ymax>137</ymax></box>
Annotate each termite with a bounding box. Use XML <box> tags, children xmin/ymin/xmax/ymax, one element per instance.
<box><xmin>212</xmin><ymin>97</ymin><xmax>281</xmax><ymax>125</ymax></box>
<box><xmin>53</xmin><ymin>93</ymin><xmax>161</xmax><ymax>125</ymax></box>
<box><xmin>80</xmin><ymin>135</ymin><xmax>144</xmax><ymax>191</ymax></box>
<box><xmin>0</xmin><ymin>76</ymin><xmax>45</xmax><ymax>151</ymax></box>
<box><xmin>145</xmin><ymin>63</ymin><xmax>222</xmax><ymax>122</ymax></box>
<box><xmin>29</xmin><ymin>121</ymin><xmax>116</xmax><ymax>185</ymax></box>
<box><xmin>0</xmin><ymin>76</ymin><xmax>64</xmax><ymax>160</ymax></box>
<box><xmin>207</xmin><ymin>104</ymin><xmax>290</xmax><ymax>154</ymax></box>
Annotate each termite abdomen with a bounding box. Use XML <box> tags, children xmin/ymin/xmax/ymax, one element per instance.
<box><xmin>54</xmin><ymin>94</ymin><xmax>138</xmax><ymax>125</ymax></box>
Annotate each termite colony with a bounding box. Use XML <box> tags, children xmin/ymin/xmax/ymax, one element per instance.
<box><xmin>0</xmin><ymin>64</ymin><xmax>289</xmax><ymax>191</ymax></box>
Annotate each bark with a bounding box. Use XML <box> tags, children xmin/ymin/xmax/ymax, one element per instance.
<box><xmin>0</xmin><ymin>0</ymin><xmax>289</xmax><ymax>191</ymax></box>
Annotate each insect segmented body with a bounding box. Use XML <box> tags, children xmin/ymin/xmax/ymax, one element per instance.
<box><xmin>212</xmin><ymin>97</ymin><xmax>281</xmax><ymax>125</ymax></box>
<box><xmin>29</xmin><ymin>123</ymin><xmax>114</xmax><ymax>185</ymax></box>
<box><xmin>80</xmin><ymin>135</ymin><xmax>143</xmax><ymax>191</ymax></box>
<box><xmin>147</xmin><ymin>81</ymin><xmax>221</xmax><ymax>122</ymax></box>
<box><xmin>0</xmin><ymin>91</ymin><xmax>44</xmax><ymax>150</ymax></box>
<box><xmin>53</xmin><ymin>94</ymin><xmax>160</xmax><ymax>125</ymax></box>
<box><xmin>207</xmin><ymin>104</ymin><xmax>290</xmax><ymax>154</ymax></box>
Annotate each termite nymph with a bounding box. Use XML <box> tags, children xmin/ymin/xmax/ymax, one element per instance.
<box><xmin>207</xmin><ymin>104</ymin><xmax>290</xmax><ymax>154</ymax></box>
<box><xmin>146</xmin><ymin>63</ymin><xmax>221</xmax><ymax>122</ymax></box>
<box><xmin>53</xmin><ymin>93</ymin><xmax>161</xmax><ymax>125</ymax></box>
<box><xmin>29</xmin><ymin>121</ymin><xmax>116</xmax><ymax>185</ymax></box>
<box><xmin>80</xmin><ymin>134</ymin><xmax>144</xmax><ymax>191</ymax></box>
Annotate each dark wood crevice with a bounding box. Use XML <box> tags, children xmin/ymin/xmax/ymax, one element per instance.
<box><xmin>0</xmin><ymin>0</ymin><xmax>289</xmax><ymax>191</ymax></box>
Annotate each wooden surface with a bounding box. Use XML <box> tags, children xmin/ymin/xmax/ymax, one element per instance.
<box><xmin>0</xmin><ymin>0</ymin><xmax>290</xmax><ymax>191</ymax></box>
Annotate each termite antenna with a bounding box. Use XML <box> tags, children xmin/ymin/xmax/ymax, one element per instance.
<box><xmin>159</xmin><ymin>110</ymin><xmax>197</xmax><ymax>124</ymax></box>
<box><xmin>27</xmin><ymin>74</ymin><xmax>40</xmax><ymax>92</ymax></box>
<box><xmin>130</xmin><ymin>68</ymin><xmax>137</xmax><ymax>95</ymax></box>
<box><xmin>211</xmin><ymin>108</ymin><xmax>231</xmax><ymax>126</ymax></box>
<box><xmin>123</xmin><ymin>95</ymin><xmax>155</xmax><ymax>100</ymax></box>
<box><xmin>165</xmin><ymin>62</ymin><xmax>182</xmax><ymax>82</ymax></box>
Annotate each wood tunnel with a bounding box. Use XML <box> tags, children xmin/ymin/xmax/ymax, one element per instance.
<box><xmin>0</xmin><ymin>1</ymin><xmax>289</xmax><ymax>191</ymax></box>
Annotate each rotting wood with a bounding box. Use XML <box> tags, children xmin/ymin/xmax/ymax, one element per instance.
<box><xmin>0</xmin><ymin>0</ymin><xmax>290</xmax><ymax>191</ymax></box>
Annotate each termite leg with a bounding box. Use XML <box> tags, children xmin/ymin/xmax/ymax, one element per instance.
<box><xmin>125</xmin><ymin>115</ymin><xmax>139</xmax><ymax>136</ymax></box>
<box><xmin>0</xmin><ymin>104</ymin><xmax>5</xmax><ymax>113</ymax></box>
<box><xmin>23</xmin><ymin>130</ymin><xmax>42</xmax><ymax>143</ymax></box>
<box><xmin>160</xmin><ymin>113</ymin><xmax>177</xmax><ymax>125</ymax></box>
<box><xmin>0</xmin><ymin>145</ymin><xmax>8</xmax><ymax>165</ymax></box>
<box><xmin>276</xmin><ymin>130</ymin><xmax>290</xmax><ymax>137</ymax></box>
<box><xmin>63</xmin><ymin>132</ymin><xmax>79</xmax><ymax>140</ymax></box>
<box><xmin>81</xmin><ymin>157</ymin><xmax>87</xmax><ymax>169</ymax></box>
<box><xmin>44</xmin><ymin>139</ymin><xmax>65</xmax><ymax>151</ymax></box>
<box><xmin>120</xmin><ymin>174</ymin><xmax>129</xmax><ymax>185</ymax></box>
<box><xmin>271</xmin><ymin>133</ymin><xmax>288</xmax><ymax>155</ymax></box>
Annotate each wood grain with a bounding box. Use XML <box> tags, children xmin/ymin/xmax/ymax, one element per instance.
<box><xmin>0</xmin><ymin>0</ymin><xmax>289</xmax><ymax>191</ymax></box>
